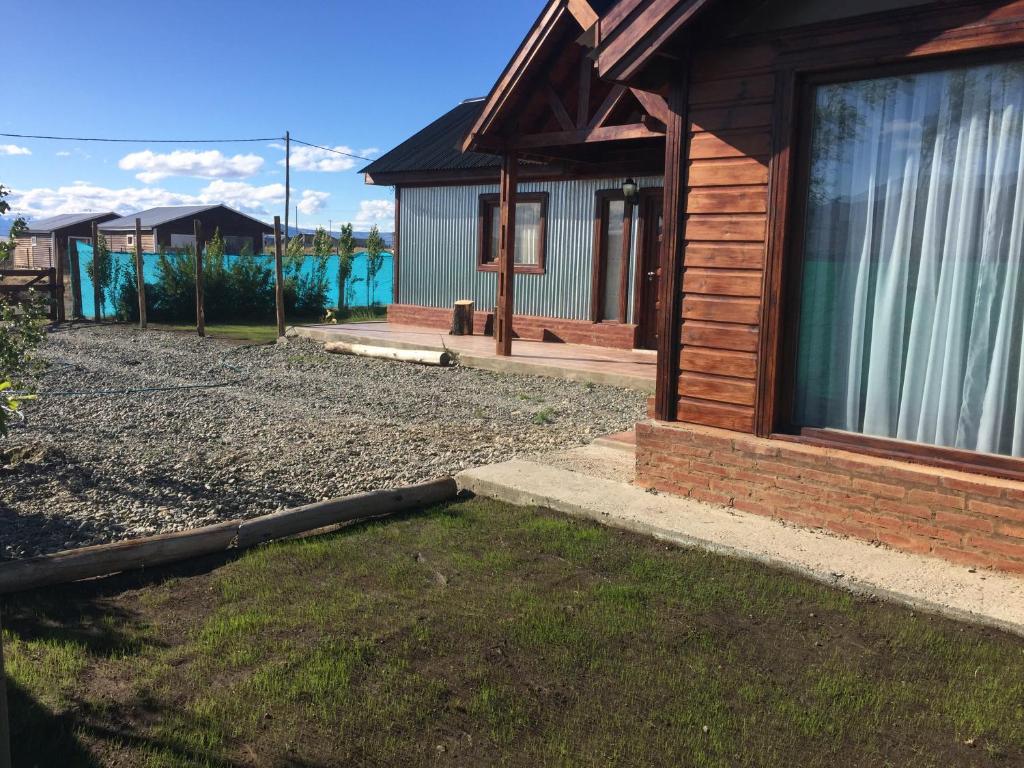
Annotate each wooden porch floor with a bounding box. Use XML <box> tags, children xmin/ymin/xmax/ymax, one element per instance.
<box><xmin>296</xmin><ymin>322</ymin><xmax>656</xmax><ymax>392</ymax></box>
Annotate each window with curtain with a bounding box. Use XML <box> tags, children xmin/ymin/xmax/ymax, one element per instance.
<box><xmin>793</xmin><ymin>60</ymin><xmax>1024</xmax><ymax>458</ymax></box>
<box><xmin>478</xmin><ymin>193</ymin><xmax>547</xmax><ymax>272</ymax></box>
<box><xmin>594</xmin><ymin>195</ymin><xmax>629</xmax><ymax>322</ymax></box>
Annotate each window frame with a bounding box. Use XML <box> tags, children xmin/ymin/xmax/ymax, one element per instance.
<box><xmin>476</xmin><ymin>191</ymin><xmax>548</xmax><ymax>275</ymax></box>
<box><xmin>773</xmin><ymin>49</ymin><xmax>1024</xmax><ymax>481</ymax></box>
<box><xmin>591</xmin><ymin>189</ymin><xmax>633</xmax><ymax>324</ymax></box>
<box><xmin>126</xmin><ymin>233</ymin><xmax>135</xmax><ymax>248</ymax></box>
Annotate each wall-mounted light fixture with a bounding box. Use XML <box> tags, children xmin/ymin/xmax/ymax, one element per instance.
<box><xmin>622</xmin><ymin>177</ymin><xmax>639</xmax><ymax>203</ymax></box>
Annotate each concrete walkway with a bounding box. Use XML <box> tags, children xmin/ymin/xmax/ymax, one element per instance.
<box><xmin>295</xmin><ymin>322</ymin><xmax>656</xmax><ymax>392</ymax></box>
<box><xmin>457</xmin><ymin>444</ymin><xmax>1024</xmax><ymax>636</ymax></box>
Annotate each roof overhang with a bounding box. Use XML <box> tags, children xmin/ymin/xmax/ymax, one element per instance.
<box><xmin>594</xmin><ymin>0</ymin><xmax>719</xmax><ymax>86</ymax></box>
<box><xmin>461</xmin><ymin>0</ymin><xmax>600</xmax><ymax>154</ymax></box>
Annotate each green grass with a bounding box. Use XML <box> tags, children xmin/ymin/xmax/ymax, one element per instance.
<box><xmin>143</xmin><ymin>306</ymin><xmax>388</xmax><ymax>343</ymax></box>
<box><xmin>3</xmin><ymin>497</ymin><xmax>1024</xmax><ymax>767</ymax></box>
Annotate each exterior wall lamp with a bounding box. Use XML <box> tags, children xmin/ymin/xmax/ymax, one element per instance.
<box><xmin>622</xmin><ymin>178</ymin><xmax>639</xmax><ymax>203</ymax></box>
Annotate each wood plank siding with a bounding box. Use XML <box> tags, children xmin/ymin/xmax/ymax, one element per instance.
<box><xmin>103</xmin><ymin>233</ymin><xmax>157</xmax><ymax>252</ymax></box>
<box><xmin>677</xmin><ymin>55</ymin><xmax>773</xmax><ymax>432</ymax></box>
<box><xmin>668</xmin><ymin>0</ymin><xmax>1024</xmax><ymax>435</ymax></box>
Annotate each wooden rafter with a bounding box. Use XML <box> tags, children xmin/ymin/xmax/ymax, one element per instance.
<box><xmin>513</xmin><ymin>122</ymin><xmax>663</xmax><ymax>150</ymax></box>
<box><xmin>629</xmin><ymin>88</ymin><xmax>671</xmax><ymax>125</ymax></box>
<box><xmin>566</xmin><ymin>0</ymin><xmax>599</xmax><ymax>30</ymax></box>
<box><xmin>576</xmin><ymin>55</ymin><xmax>592</xmax><ymax>128</ymax></box>
<box><xmin>546</xmin><ymin>85</ymin><xmax>576</xmax><ymax>131</ymax></box>
<box><xmin>587</xmin><ymin>85</ymin><xmax>628</xmax><ymax>130</ymax></box>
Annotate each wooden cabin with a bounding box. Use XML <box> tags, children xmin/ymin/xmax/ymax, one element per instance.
<box><xmin>12</xmin><ymin>211</ymin><xmax>120</xmax><ymax>319</ymax></box>
<box><xmin>374</xmin><ymin>0</ymin><xmax>1024</xmax><ymax>575</ymax></box>
<box><xmin>98</xmin><ymin>204</ymin><xmax>272</xmax><ymax>254</ymax></box>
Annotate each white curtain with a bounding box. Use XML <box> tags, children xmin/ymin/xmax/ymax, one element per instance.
<box><xmin>488</xmin><ymin>201</ymin><xmax>541</xmax><ymax>266</ymax></box>
<box><xmin>795</xmin><ymin>61</ymin><xmax>1024</xmax><ymax>457</ymax></box>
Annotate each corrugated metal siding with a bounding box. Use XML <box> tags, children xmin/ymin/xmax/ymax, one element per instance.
<box><xmin>401</xmin><ymin>175</ymin><xmax>663</xmax><ymax>321</ymax></box>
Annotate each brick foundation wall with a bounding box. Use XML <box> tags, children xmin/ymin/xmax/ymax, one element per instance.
<box><xmin>636</xmin><ymin>419</ymin><xmax>1024</xmax><ymax>575</ymax></box>
<box><xmin>386</xmin><ymin>303</ymin><xmax>638</xmax><ymax>349</ymax></box>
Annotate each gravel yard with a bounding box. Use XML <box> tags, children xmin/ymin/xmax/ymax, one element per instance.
<box><xmin>0</xmin><ymin>325</ymin><xmax>645</xmax><ymax>560</ymax></box>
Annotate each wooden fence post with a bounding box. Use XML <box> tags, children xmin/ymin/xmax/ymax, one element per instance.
<box><xmin>53</xmin><ymin>233</ymin><xmax>65</xmax><ymax>323</ymax></box>
<box><xmin>0</xmin><ymin>607</ymin><xmax>12</xmax><ymax>768</ymax></box>
<box><xmin>91</xmin><ymin>221</ymin><xmax>102</xmax><ymax>323</ymax></box>
<box><xmin>47</xmin><ymin>268</ymin><xmax>58</xmax><ymax>322</ymax></box>
<box><xmin>134</xmin><ymin>218</ymin><xmax>147</xmax><ymax>330</ymax></box>
<box><xmin>194</xmin><ymin>220</ymin><xmax>205</xmax><ymax>337</ymax></box>
<box><xmin>274</xmin><ymin>216</ymin><xmax>285</xmax><ymax>338</ymax></box>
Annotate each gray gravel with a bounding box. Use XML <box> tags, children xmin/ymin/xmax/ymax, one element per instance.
<box><xmin>1</xmin><ymin>325</ymin><xmax>645</xmax><ymax>559</ymax></box>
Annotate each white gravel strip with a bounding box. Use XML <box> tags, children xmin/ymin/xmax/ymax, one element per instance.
<box><xmin>0</xmin><ymin>325</ymin><xmax>646</xmax><ymax>559</ymax></box>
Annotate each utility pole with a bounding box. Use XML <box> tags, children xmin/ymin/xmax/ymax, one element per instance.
<box><xmin>284</xmin><ymin>130</ymin><xmax>290</xmax><ymax>253</ymax></box>
<box><xmin>274</xmin><ymin>216</ymin><xmax>285</xmax><ymax>338</ymax></box>
<box><xmin>0</xmin><ymin>607</ymin><xmax>11</xmax><ymax>768</ymax></box>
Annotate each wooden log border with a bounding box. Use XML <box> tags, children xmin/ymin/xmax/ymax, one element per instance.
<box><xmin>0</xmin><ymin>478</ymin><xmax>459</xmax><ymax>595</ymax></box>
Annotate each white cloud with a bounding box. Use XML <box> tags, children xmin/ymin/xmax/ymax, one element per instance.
<box><xmin>7</xmin><ymin>180</ymin><xmax>332</xmax><ymax>222</ymax></box>
<box><xmin>56</xmin><ymin>150</ymin><xmax>72</xmax><ymax>157</ymax></box>
<box><xmin>297</xmin><ymin>190</ymin><xmax>330</xmax><ymax>215</ymax></box>
<box><xmin>277</xmin><ymin>144</ymin><xmax>360</xmax><ymax>173</ymax></box>
<box><xmin>352</xmin><ymin>199</ymin><xmax>395</xmax><ymax>231</ymax></box>
<box><xmin>0</xmin><ymin>144</ymin><xmax>31</xmax><ymax>156</ymax></box>
<box><xmin>118</xmin><ymin>149</ymin><xmax>264</xmax><ymax>183</ymax></box>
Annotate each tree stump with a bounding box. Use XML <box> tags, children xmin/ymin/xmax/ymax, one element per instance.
<box><xmin>451</xmin><ymin>300</ymin><xmax>475</xmax><ymax>336</ymax></box>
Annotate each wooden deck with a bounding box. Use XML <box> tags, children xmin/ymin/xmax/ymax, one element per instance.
<box><xmin>296</xmin><ymin>322</ymin><xmax>656</xmax><ymax>392</ymax></box>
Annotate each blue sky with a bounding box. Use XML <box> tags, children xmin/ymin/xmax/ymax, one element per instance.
<box><xmin>1</xmin><ymin>0</ymin><xmax>541</xmax><ymax>233</ymax></box>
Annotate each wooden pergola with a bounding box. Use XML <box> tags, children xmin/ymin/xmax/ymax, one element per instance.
<box><xmin>461</xmin><ymin>0</ymin><xmax>669</xmax><ymax>358</ymax></box>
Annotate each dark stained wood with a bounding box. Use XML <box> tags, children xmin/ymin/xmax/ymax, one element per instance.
<box><xmin>690</xmin><ymin>103</ymin><xmax>774</xmax><ymax>133</ymax></box>
<box><xmin>685</xmin><ymin>214</ymin><xmax>766</xmax><ymax>242</ymax></box>
<box><xmin>654</xmin><ymin>78</ymin><xmax>689</xmax><ymax>420</ymax></box>
<box><xmin>678</xmin><ymin>396</ymin><xmax>756</xmax><ymax>432</ymax></box>
<box><xmin>688</xmin><ymin>157</ymin><xmax>770</xmax><ymax>186</ymax></box>
<box><xmin>681</xmin><ymin>320</ymin><xmax>759</xmax><ymax>352</ymax></box>
<box><xmin>588</xmin><ymin>84</ymin><xmax>628</xmax><ymax>129</ymax></box>
<box><xmin>689</xmin><ymin>130</ymin><xmax>773</xmax><ymax>159</ymax></box>
<box><xmin>680</xmin><ymin>346</ymin><xmax>758</xmax><ymax>378</ymax></box>
<box><xmin>689</xmin><ymin>74</ymin><xmax>776</xmax><ymax>106</ymax></box>
<box><xmin>134</xmin><ymin>218</ymin><xmax>146</xmax><ymax>330</ymax></box>
<box><xmin>683</xmin><ymin>295</ymin><xmax>761</xmax><ymax>324</ymax></box>
<box><xmin>636</xmin><ymin>188</ymin><xmax>664</xmax><ymax>350</ymax></box>
<box><xmin>393</xmin><ymin>186</ymin><xmax>402</xmax><ymax>304</ymax></box>
<box><xmin>577</xmin><ymin>55</ymin><xmax>593</xmax><ymax>128</ymax></box>
<box><xmin>630</xmin><ymin>87</ymin><xmax>672</xmax><ymax>124</ymax></box>
<box><xmin>194</xmin><ymin>219</ymin><xmax>205</xmax><ymax>337</ymax></box>
<box><xmin>496</xmin><ymin>153</ymin><xmax>518</xmax><ymax>356</ymax></box>
<box><xmin>686</xmin><ymin>186</ymin><xmax>767</xmax><ymax>213</ymax></box>
<box><xmin>567</xmin><ymin>0</ymin><xmax>599</xmax><ymax>29</ymax></box>
<box><xmin>52</xmin><ymin>234</ymin><xmax>65</xmax><ymax>323</ymax></box>
<box><xmin>591</xmin><ymin>189</ymin><xmax>633</xmax><ymax>324</ymax></box>
<box><xmin>91</xmin><ymin>221</ymin><xmax>101</xmax><ymax>323</ymax></box>
<box><xmin>679</xmin><ymin>370</ymin><xmax>756</xmax><ymax>405</ymax></box>
<box><xmin>682</xmin><ymin>268</ymin><xmax>762</xmax><ymax>297</ymax></box>
<box><xmin>274</xmin><ymin>216</ymin><xmax>285</xmax><ymax>338</ymax></box>
<box><xmin>684</xmin><ymin>242</ymin><xmax>765</xmax><ymax>269</ymax></box>
<box><xmin>547</xmin><ymin>84</ymin><xmax>576</xmax><ymax>130</ymax></box>
<box><xmin>512</xmin><ymin>122</ymin><xmax>665</xmax><ymax>149</ymax></box>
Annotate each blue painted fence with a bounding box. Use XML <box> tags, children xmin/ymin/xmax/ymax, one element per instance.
<box><xmin>77</xmin><ymin>244</ymin><xmax>393</xmax><ymax>319</ymax></box>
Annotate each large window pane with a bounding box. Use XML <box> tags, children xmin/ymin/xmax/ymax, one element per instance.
<box><xmin>794</xmin><ymin>61</ymin><xmax>1024</xmax><ymax>457</ymax></box>
<box><xmin>486</xmin><ymin>200</ymin><xmax>542</xmax><ymax>266</ymax></box>
<box><xmin>602</xmin><ymin>199</ymin><xmax>626</xmax><ymax>321</ymax></box>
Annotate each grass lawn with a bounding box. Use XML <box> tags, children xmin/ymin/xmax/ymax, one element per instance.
<box><xmin>144</xmin><ymin>307</ymin><xmax>388</xmax><ymax>343</ymax></box>
<box><xmin>4</xmin><ymin>496</ymin><xmax>1024</xmax><ymax>767</ymax></box>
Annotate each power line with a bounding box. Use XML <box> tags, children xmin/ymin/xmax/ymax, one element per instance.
<box><xmin>0</xmin><ymin>131</ymin><xmax>280</xmax><ymax>144</ymax></box>
<box><xmin>289</xmin><ymin>138</ymin><xmax>373</xmax><ymax>162</ymax></box>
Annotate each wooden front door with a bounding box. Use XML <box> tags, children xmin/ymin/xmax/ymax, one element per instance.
<box><xmin>636</xmin><ymin>190</ymin><xmax>663</xmax><ymax>350</ymax></box>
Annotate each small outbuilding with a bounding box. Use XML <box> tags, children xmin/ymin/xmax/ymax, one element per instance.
<box><xmin>98</xmin><ymin>204</ymin><xmax>272</xmax><ymax>254</ymax></box>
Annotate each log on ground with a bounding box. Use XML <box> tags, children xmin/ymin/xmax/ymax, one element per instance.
<box><xmin>323</xmin><ymin>341</ymin><xmax>454</xmax><ymax>366</ymax></box>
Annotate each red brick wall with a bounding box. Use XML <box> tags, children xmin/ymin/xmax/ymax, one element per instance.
<box><xmin>636</xmin><ymin>420</ymin><xmax>1024</xmax><ymax>575</ymax></box>
<box><xmin>386</xmin><ymin>303</ymin><xmax>638</xmax><ymax>349</ymax></box>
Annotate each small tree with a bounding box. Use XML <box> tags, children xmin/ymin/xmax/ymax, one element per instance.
<box><xmin>365</xmin><ymin>225</ymin><xmax>385</xmax><ymax>307</ymax></box>
<box><xmin>0</xmin><ymin>185</ymin><xmax>26</xmax><ymax>267</ymax></box>
<box><xmin>336</xmin><ymin>223</ymin><xmax>355</xmax><ymax>312</ymax></box>
<box><xmin>0</xmin><ymin>295</ymin><xmax>45</xmax><ymax>437</ymax></box>
<box><xmin>84</xmin><ymin>234</ymin><xmax>115</xmax><ymax>319</ymax></box>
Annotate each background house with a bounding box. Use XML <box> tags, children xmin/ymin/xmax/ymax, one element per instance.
<box><xmin>98</xmin><ymin>205</ymin><xmax>272</xmax><ymax>253</ymax></box>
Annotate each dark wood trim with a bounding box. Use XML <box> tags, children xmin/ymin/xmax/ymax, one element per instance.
<box><xmin>779</xmin><ymin>428</ymin><xmax>1024</xmax><ymax>485</ymax></box>
<box><xmin>755</xmin><ymin>67</ymin><xmax>797</xmax><ymax>438</ymax></box>
<box><xmin>546</xmin><ymin>84</ymin><xmax>576</xmax><ymax>130</ymax></box>
<box><xmin>590</xmin><ymin>189</ymin><xmax>634</xmax><ymax>324</ymax></box>
<box><xmin>477</xmin><ymin>191</ymin><xmax>548</xmax><ymax>275</ymax></box>
<box><xmin>495</xmin><ymin>153</ymin><xmax>519</xmax><ymax>356</ymax></box>
<box><xmin>654</xmin><ymin>77</ymin><xmax>689</xmax><ymax>421</ymax></box>
<box><xmin>393</xmin><ymin>186</ymin><xmax>402</xmax><ymax>304</ymax></box>
<box><xmin>512</xmin><ymin>122</ymin><xmax>664</xmax><ymax>150</ymax></box>
<box><xmin>633</xmin><ymin>187</ymin><xmax>664</xmax><ymax>349</ymax></box>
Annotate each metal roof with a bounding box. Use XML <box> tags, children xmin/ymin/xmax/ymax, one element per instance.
<box><xmin>99</xmin><ymin>205</ymin><xmax>221</xmax><ymax>230</ymax></box>
<box><xmin>99</xmin><ymin>204</ymin><xmax>272</xmax><ymax>232</ymax></box>
<box><xmin>24</xmin><ymin>212</ymin><xmax>119</xmax><ymax>234</ymax></box>
<box><xmin>360</xmin><ymin>100</ymin><xmax>503</xmax><ymax>177</ymax></box>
